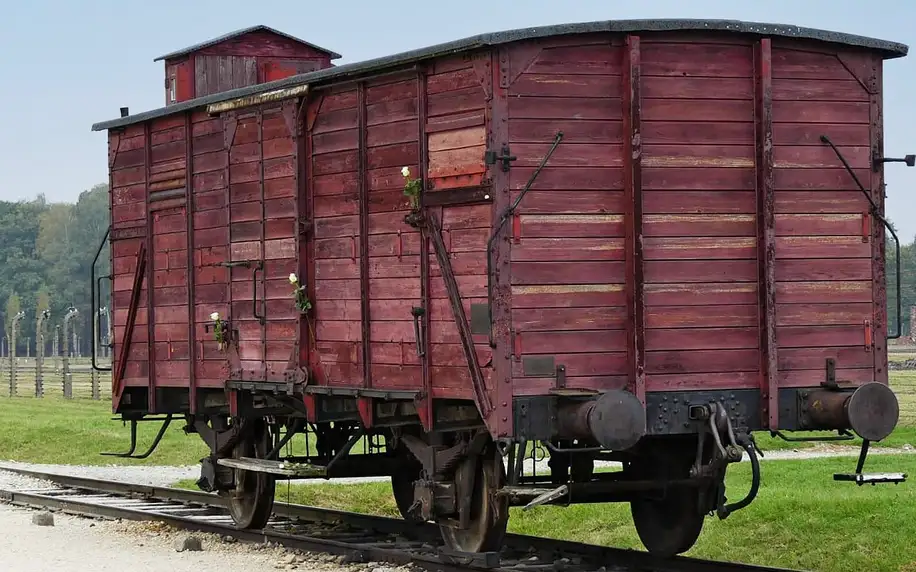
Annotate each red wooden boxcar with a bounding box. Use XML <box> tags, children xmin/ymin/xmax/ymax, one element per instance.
<box><xmin>91</xmin><ymin>19</ymin><xmax>910</xmax><ymax>556</ymax></box>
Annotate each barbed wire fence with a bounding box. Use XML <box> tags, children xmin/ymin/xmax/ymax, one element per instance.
<box><xmin>0</xmin><ymin>303</ymin><xmax>112</xmax><ymax>400</ymax></box>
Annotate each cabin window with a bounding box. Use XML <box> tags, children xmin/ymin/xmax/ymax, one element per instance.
<box><xmin>168</xmin><ymin>77</ymin><xmax>177</xmax><ymax>103</ymax></box>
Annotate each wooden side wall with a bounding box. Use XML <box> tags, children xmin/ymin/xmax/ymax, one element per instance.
<box><xmin>305</xmin><ymin>56</ymin><xmax>492</xmax><ymax>400</ymax></box>
<box><xmin>770</xmin><ymin>43</ymin><xmax>879</xmax><ymax>387</ymax></box>
<box><xmin>503</xmin><ymin>33</ymin><xmax>883</xmax><ymax>401</ymax></box>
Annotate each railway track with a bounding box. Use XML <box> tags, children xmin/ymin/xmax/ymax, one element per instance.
<box><xmin>0</xmin><ymin>466</ymin><xmax>803</xmax><ymax>572</ymax></box>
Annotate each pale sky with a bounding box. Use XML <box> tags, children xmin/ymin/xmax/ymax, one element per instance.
<box><xmin>2</xmin><ymin>0</ymin><xmax>915</xmax><ymax>239</ymax></box>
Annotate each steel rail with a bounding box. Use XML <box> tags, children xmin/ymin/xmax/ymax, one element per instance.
<box><xmin>0</xmin><ymin>466</ymin><xmax>805</xmax><ymax>572</ymax></box>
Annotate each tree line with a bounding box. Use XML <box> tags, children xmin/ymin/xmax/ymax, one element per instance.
<box><xmin>0</xmin><ymin>184</ymin><xmax>912</xmax><ymax>357</ymax></box>
<box><xmin>0</xmin><ymin>183</ymin><xmax>109</xmax><ymax>356</ymax></box>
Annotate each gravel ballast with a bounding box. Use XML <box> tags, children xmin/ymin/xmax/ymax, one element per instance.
<box><xmin>0</xmin><ymin>502</ymin><xmax>418</xmax><ymax>572</ymax></box>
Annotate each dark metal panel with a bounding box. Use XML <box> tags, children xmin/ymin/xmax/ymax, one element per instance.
<box><xmin>469</xmin><ymin>303</ymin><xmax>490</xmax><ymax>336</ymax></box>
<box><xmin>491</xmin><ymin>46</ymin><xmax>513</xmax><ymax>437</ymax></box>
<box><xmin>622</xmin><ymin>35</ymin><xmax>645</xmax><ymax>405</ymax></box>
<box><xmin>185</xmin><ymin>115</ymin><xmax>198</xmax><ymax>414</ymax></box>
<box><xmin>521</xmin><ymin>356</ymin><xmax>555</xmax><ymax>378</ymax></box>
<box><xmin>754</xmin><ymin>38</ymin><xmax>778</xmax><ymax>429</ymax></box>
<box><xmin>357</xmin><ymin>82</ymin><xmax>372</xmax><ymax>390</ymax></box>
<box><xmin>645</xmin><ymin>390</ymin><xmax>761</xmax><ymax>435</ymax></box>
<box><xmin>512</xmin><ymin>397</ymin><xmax>557</xmax><ymax>441</ymax></box>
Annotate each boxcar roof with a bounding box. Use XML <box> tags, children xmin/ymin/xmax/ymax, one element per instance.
<box><xmin>152</xmin><ymin>24</ymin><xmax>343</xmax><ymax>62</ymax></box>
<box><xmin>93</xmin><ymin>18</ymin><xmax>908</xmax><ymax>132</ymax></box>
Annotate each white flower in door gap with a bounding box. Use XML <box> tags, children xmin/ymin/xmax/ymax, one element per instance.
<box><xmin>289</xmin><ymin>273</ymin><xmax>298</xmax><ymax>285</ymax></box>
<box><xmin>209</xmin><ymin>312</ymin><xmax>219</xmax><ymax>321</ymax></box>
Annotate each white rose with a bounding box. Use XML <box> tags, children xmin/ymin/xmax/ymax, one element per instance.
<box><xmin>289</xmin><ymin>273</ymin><xmax>298</xmax><ymax>284</ymax></box>
<box><xmin>210</xmin><ymin>312</ymin><xmax>220</xmax><ymax>321</ymax></box>
<box><xmin>401</xmin><ymin>166</ymin><xmax>410</xmax><ymax>178</ymax></box>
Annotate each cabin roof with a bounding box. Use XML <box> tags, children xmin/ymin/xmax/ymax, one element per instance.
<box><xmin>95</xmin><ymin>18</ymin><xmax>908</xmax><ymax>131</ymax></box>
<box><xmin>152</xmin><ymin>24</ymin><xmax>343</xmax><ymax>62</ymax></box>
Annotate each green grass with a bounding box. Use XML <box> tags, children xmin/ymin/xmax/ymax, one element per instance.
<box><xmin>0</xmin><ymin>396</ymin><xmax>207</xmax><ymax>466</ymax></box>
<box><xmin>176</xmin><ymin>454</ymin><xmax>916</xmax><ymax>572</ymax></box>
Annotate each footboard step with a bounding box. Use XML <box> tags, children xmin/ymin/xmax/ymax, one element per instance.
<box><xmin>216</xmin><ymin>457</ymin><xmax>327</xmax><ymax>477</ymax></box>
<box><xmin>437</xmin><ymin>548</ymin><xmax>500</xmax><ymax>569</ymax></box>
<box><xmin>833</xmin><ymin>472</ymin><xmax>908</xmax><ymax>485</ymax></box>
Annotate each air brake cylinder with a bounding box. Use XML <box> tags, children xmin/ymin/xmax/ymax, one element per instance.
<box><xmin>803</xmin><ymin>382</ymin><xmax>899</xmax><ymax>441</ymax></box>
<box><xmin>556</xmin><ymin>390</ymin><xmax>647</xmax><ymax>450</ymax></box>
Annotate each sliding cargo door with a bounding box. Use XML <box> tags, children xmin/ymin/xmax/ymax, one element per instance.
<box><xmin>225</xmin><ymin>105</ymin><xmax>299</xmax><ymax>383</ymax></box>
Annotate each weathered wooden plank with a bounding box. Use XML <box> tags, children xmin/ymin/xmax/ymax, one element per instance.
<box><xmin>642</xmin><ymin>122</ymin><xmax>754</xmax><ymax>145</ymax></box>
<box><xmin>772</xmin><ymin>123</ymin><xmax>870</xmax><ymax>146</ymax></box>
<box><xmin>642</xmin><ymin>99</ymin><xmax>754</xmax><ymax>122</ymax></box>
<box><xmin>512</xmin><ymin>307</ymin><xmax>627</xmax><ymax>332</ymax></box>
<box><xmin>771</xmin><ymin>100</ymin><xmax>870</xmax><ymax>124</ymax></box>
<box><xmin>512</xmin><ymin>74</ymin><xmax>622</xmax><ymax>98</ymax></box>
<box><xmin>774</xmin><ymin>280</ymin><xmax>872</xmax><ymax>303</ymax></box>
<box><xmin>642</xmin><ymin>214</ymin><xmax>756</xmax><ymax>237</ymax></box>
<box><xmin>526</xmin><ymin>44</ymin><xmax>623</xmax><ymax>76</ymax></box>
<box><xmin>512</xmin><ymin>237</ymin><xmax>624</xmax><ymax>262</ymax></box>
<box><xmin>518</xmin><ymin>330</ymin><xmax>626</xmax><ymax>354</ymax></box>
<box><xmin>511</xmin><ymin>261</ymin><xmax>625</xmax><ymax>285</ymax></box>
<box><xmin>428</xmin><ymin>87</ymin><xmax>486</xmax><ymax>117</ymax></box>
<box><xmin>645</xmin><ymin>304</ymin><xmax>757</xmax><ymax>329</ymax></box>
<box><xmin>772</xmin><ymin>48</ymin><xmax>860</xmax><ymax>80</ymax></box>
<box><xmin>519</xmin><ymin>214</ymin><xmax>624</xmax><ymax>238</ymax></box>
<box><xmin>642</xmin><ymin>167</ymin><xmax>756</xmax><ymax>190</ymax></box>
<box><xmin>644</xmin><ymin>259</ymin><xmax>757</xmax><ymax>283</ymax></box>
<box><xmin>644</xmin><ymin>283</ymin><xmax>758</xmax><ymax>306</ymax></box>
<box><xmin>642</xmin><ymin>43</ymin><xmax>752</xmax><ymax>77</ymax></box>
<box><xmin>642</xmin><ymin>237</ymin><xmax>756</xmax><ymax>260</ymax></box>
<box><xmin>775</xmin><ymin>302</ymin><xmax>873</xmax><ymax>326</ymax></box>
<box><xmin>511</xmin><ymin>284</ymin><xmax>626</xmax><ymax>309</ymax></box>
<box><xmin>774</xmin><ymin>236</ymin><xmax>872</xmax><ymax>259</ymax></box>
<box><xmin>772</xmin><ymin>78</ymin><xmax>868</xmax><ymax>102</ymax></box>
<box><xmin>645</xmin><ymin>348</ymin><xmax>759</xmax><ymax>374</ymax></box>
<box><xmin>643</xmin><ymin>190</ymin><xmax>756</xmax><ymax>214</ymax></box>
<box><xmin>645</xmin><ymin>327</ymin><xmax>758</xmax><ymax>351</ymax></box>
<box><xmin>778</xmin><ymin>346</ymin><xmax>874</xmax><ymax>370</ymax></box>
<box><xmin>642</xmin><ymin>77</ymin><xmax>754</xmax><ymax>99</ymax></box>
<box><xmin>508</xmin><ymin>97</ymin><xmax>622</xmax><ymax>120</ymax></box>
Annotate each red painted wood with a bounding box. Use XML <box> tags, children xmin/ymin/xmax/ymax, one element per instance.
<box><xmin>104</xmin><ymin>31</ymin><xmax>893</xmax><ymax>430</ymax></box>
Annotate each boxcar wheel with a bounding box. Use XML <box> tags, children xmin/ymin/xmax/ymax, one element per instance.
<box><xmin>630</xmin><ymin>487</ymin><xmax>704</xmax><ymax>557</ymax></box>
<box><xmin>228</xmin><ymin>421</ymin><xmax>276</xmax><ymax>530</ymax></box>
<box><xmin>391</xmin><ymin>447</ymin><xmax>423</xmax><ymax>521</ymax></box>
<box><xmin>629</xmin><ymin>442</ymin><xmax>705</xmax><ymax>557</ymax></box>
<box><xmin>439</xmin><ymin>449</ymin><xmax>508</xmax><ymax>553</ymax></box>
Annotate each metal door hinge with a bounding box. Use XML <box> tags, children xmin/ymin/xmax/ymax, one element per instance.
<box><xmin>484</xmin><ymin>145</ymin><xmax>516</xmax><ymax>172</ymax></box>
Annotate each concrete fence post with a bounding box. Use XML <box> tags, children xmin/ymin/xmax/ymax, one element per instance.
<box><xmin>35</xmin><ymin>310</ymin><xmax>49</xmax><ymax>398</ymax></box>
<box><xmin>62</xmin><ymin>307</ymin><xmax>78</xmax><ymax>399</ymax></box>
<box><xmin>9</xmin><ymin>311</ymin><xmax>24</xmax><ymax>397</ymax></box>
